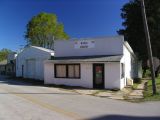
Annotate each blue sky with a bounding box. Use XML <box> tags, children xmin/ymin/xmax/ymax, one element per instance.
<box><xmin>0</xmin><ymin>0</ymin><xmax>129</xmax><ymax>51</ymax></box>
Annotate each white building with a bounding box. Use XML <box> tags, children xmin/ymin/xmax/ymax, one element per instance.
<box><xmin>16</xmin><ymin>46</ymin><xmax>54</xmax><ymax>80</ymax></box>
<box><xmin>44</xmin><ymin>36</ymin><xmax>140</xmax><ymax>89</ymax></box>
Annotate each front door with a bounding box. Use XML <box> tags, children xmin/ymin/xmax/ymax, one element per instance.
<box><xmin>93</xmin><ymin>64</ymin><xmax>104</xmax><ymax>89</ymax></box>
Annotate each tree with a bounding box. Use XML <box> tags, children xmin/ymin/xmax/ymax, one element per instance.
<box><xmin>25</xmin><ymin>12</ymin><xmax>69</xmax><ymax>48</ymax></box>
<box><xmin>118</xmin><ymin>0</ymin><xmax>160</xmax><ymax>61</ymax></box>
<box><xmin>0</xmin><ymin>48</ymin><xmax>12</xmax><ymax>62</ymax></box>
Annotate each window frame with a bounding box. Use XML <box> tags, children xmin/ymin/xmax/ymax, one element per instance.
<box><xmin>54</xmin><ymin>64</ymin><xmax>67</xmax><ymax>78</ymax></box>
<box><xmin>54</xmin><ymin>64</ymin><xmax>81</xmax><ymax>79</ymax></box>
<box><xmin>121</xmin><ymin>63</ymin><xmax>125</xmax><ymax>79</ymax></box>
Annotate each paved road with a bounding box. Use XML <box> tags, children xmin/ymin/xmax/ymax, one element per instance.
<box><xmin>0</xmin><ymin>75</ymin><xmax>160</xmax><ymax>120</ymax></box>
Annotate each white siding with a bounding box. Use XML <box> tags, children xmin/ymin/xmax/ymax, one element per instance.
<box><xmin>26</xmin><ymin>59</ymin><xmax>36</xmax><ymax>79</ymax></box>
<box><xmin>54</xmin><ymin>36</ymin><xmax>124</xmax><ymax>57</ymax></box>
<box><xmin>120</xmin><ymin>44</ymin><xmax>139</xmax><ymax>85</ymax></box>
<box><xmin>105</xmin><ymin>62</ymin><xmax>121</xmax><ymax>89</ymax></box>
<box><xmin>16</xmin><ymin>47</ymin><xmax>53</xmax><ymax>80</ymax></box>
<box><xmin>44</xmin><ymin>61</ymin><xmax>123</xmax><ymax>89</ymax></box>
<box><xmin>35</xmin><ymin>59</ymin><xmax>45</xmax><ymax>80</ymax></box>
<box><xmin>44</xmin><ymin>62</ymin><xmax>93</xmax><ymax>88</ymax></box>
<box><xmin>121</xmin><ymin>45</ymin><xmax>132</xmax><ymax>79</ymax></box>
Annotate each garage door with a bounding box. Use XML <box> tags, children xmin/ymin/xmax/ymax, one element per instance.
<box><xmin>26</xmin><ymin>59</ymin><xmax>36</xmax><ymax>79</ymax></box>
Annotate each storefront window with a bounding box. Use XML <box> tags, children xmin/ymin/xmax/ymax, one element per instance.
<box><xmin>55</xmin><ymin>65</ymin><xmax>66</xmax><ymax>78</ymax></box>
<box><xmin>55</xmin><ymin>64</ymin><xmax>80</xmax><ymax>78</ymax></box>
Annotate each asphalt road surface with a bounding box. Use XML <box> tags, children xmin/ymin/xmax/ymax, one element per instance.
<box><xmin>0</xmin><ymin>75</ymin><xmax>160</xmax><ymax>120</ymax></box>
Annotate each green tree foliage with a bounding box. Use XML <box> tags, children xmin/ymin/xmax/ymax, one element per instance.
<box><xmin>118</xmin><ymin>0</ymin><xmax>160</xmax><ymax>61</ymax></box>
<box><xmin>0</xmin><ymin>48</ymin><xmax>12</xmax><ymax>62</ymax></box>
<box><xmin>25</xmin><ymin>12</ymin><xmax>69</xmax><ymax>48</ymax></box>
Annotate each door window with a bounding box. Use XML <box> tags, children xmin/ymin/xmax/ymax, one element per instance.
<box><xmin>95</xmin><ymin>66</ymin><xmax>103</xmax><ymax>84</ymax></box>
<box><xmin>93</xmin><ymin>64</ymin><xmax>104</xmax><ymax>89</ymax></box>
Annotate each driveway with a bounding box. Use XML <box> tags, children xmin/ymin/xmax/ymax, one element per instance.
<box><xmin>0</xmin><ymin>75</ymin><xmax>160</xmax><ymax>120</ymax></box>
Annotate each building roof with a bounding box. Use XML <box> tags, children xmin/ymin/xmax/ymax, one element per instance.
<box><xmin>69</xmin><ymin>35</ymin><xmax>124</xmax><ymax>41</ymax></box>
<box><xmin>31</xmin><ymin>46</ymin><xmax>54</xmax><ymax>53</ymax></box>
<box><xmin>0</xmin><ymin>60</ymin><xmax>7</xmax><ymax>65</ymax></box>
<box><xmin>123</xmin><ymin>41</ymin><xmax>136</xmax><ymax>58</ymax></box>
<box><xmin>18</xmin><ymin>46</ymin><xmax>54</xmax><ymax>56</ymax></box>
<box><xmin>48</xmin><ymin>55</ymin><xmax>122</xmax><ymax>63</ymax></box>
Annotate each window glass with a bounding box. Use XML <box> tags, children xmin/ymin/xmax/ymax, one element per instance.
<box><xmin>68</xmin><ymin>65</ymin><xmax>74</xmax><ymax>78</ymax></box>
<box><xmin>121</xmin><ymin>63</ymin><xmax>124</xmax><ymax>78</ymax></box>
<box><xmin>75</xmin><ymin>65</ymin><xmax>80</xmax><ymax>78</ymax></box>
<box><xmin>55</xmin><ymin>64</ymin><xmax>80</xmax><ymax>78</ymax></box>
<box><xmin>56</xmin><ymin>65</ymin><xmax>66</xmax><ymax>77</ymax></box>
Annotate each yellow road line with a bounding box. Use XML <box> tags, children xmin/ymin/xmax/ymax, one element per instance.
<box><xmin>0</xmin><ymin>85</ymin><xmax>83</xmax><ymax>120</ymax></box>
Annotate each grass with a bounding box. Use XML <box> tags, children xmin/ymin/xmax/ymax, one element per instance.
<box><xmin>132</xmin><ymin>83</ymin><xmax>139</xmax><ymax>90</ymax></box>
<box><xmin>144</xmin><ymin>77</ymin><xmax>160</xmax><ymax>101</ymax></box>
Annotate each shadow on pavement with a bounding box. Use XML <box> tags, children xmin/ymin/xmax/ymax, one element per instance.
<box><xmin>0</xmin><ymin>92</ymin><xmax>78</xmax><ymax>95</ymax></box>
<box><xmin>0</xmin><ymin>75</ymin><xmax>44</xmax><ymax>86</ymax></box>
<box><xmin>0</xmin><ymin>75</ymin><xmax>79</xmax><ymax>95</ymax></box>
<box><xmin>0</xmin><ymin>75</ymin><xmax>103</xmax><ymax>90</ymax></box>
<box><xmin>88</xmin><ymin>115</ymin><xmax>160</xmax><ymax>120</ymax></box>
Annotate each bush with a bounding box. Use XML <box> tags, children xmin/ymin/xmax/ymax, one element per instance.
<box><xmin>146</xmin><ymin>69</ymin><xmax>151</xmax><ymax>77</ymax></box>
<box><xmin>143</xmin><ymin>69</ymin><xmax>151</xmax><ymax>78</ymax></box>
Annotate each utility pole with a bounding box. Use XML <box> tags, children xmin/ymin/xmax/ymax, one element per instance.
<box><xmin>140</xmin><ymin>0</ymin><xmax>157</xmax><ymax>94</ymax></box>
